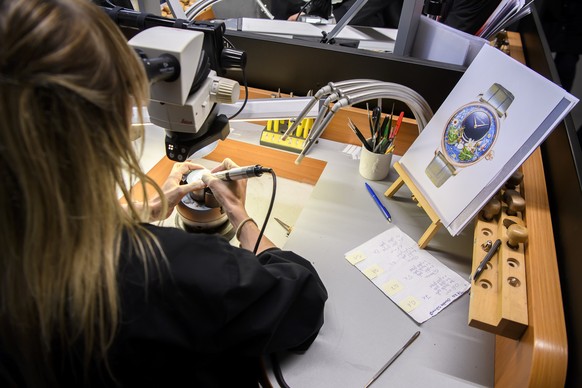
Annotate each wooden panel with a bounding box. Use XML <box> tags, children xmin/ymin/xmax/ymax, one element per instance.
<box><xmin>493</xmin><ymin>32</ymin><xmax>567</xmax><ymax>387</ymax></box>
<box><xmin>138</xmin><ymin>139</ymin><xmax>327</xmax><ymax>196</ymax></box>
<box><xmin>495</xmin><ymin>148</ymin><xmax>568</xmax><ymax>387</ymax></box>
<box><xmin>204</xmin><ymin>139</ymin><xmax>327</xmax><ymax>185</ymax></box>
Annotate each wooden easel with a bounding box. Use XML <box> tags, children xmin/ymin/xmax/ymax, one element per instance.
<box><xmin>384</xmin><ymin>161</ymin><xmax>441</xmax><ymax>249</ymax></box>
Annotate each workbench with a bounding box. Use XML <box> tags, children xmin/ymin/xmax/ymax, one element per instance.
<box><xmin>139</xmin><ymin>120</ymin><xmax>493</xmax><ymax>387</ymax></box>
<box><xmin>133</xmin><ymin>8</ymin><xmax>576</xmax><ymax>385</ymax></box>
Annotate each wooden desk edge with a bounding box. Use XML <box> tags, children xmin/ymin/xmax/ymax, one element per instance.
<box><xmin>494</xmin><ymin>148</ymin><xmax>568</xmax><ymax>387</ymax></box>
<box><xmin>491</xmin><ymin>33</ymin><xmax>568</xmax><ymax>388</ymax></box>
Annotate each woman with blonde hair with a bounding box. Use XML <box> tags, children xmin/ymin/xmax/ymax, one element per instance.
<box><xmin>0</xmin><ymin>0</ymin><xmax>327</xmax><ymax>386</ymax></box>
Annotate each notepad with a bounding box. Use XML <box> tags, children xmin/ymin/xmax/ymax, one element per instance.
<box><xmin>345</xmin><ymin>226</ymin><xmax>470</xmax><ymax>323</ymax></box>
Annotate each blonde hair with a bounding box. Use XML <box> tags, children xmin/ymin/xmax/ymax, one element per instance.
<box><xmin>0</xmin><ymin>0</ymin><xmax>165</xmax><ymax>385</ymax></box>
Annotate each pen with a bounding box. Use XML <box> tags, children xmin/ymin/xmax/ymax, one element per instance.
<box><xmin>365</xmin><ymin>331</ymin><xmax>420</xmax><ymax>388</ymax></box>
<box><xmin>472</xmin><ymin>238</ymin><xmax>501</xmax><ymax>281</ymax></box>
<box><xmin>366</xmin><ymin>104</ymin><xmax>376</xmax><ymax>150</ymax></box>
<box><xmin>379</xmin><ymin>114</ymin><xmax>390</xmax><ymax>139</ymax></box>
<box><xmin>365</xmin><ymin>183</ymin><xmax>392</xmax><ymax>222</ymax></box>
<box><xmin>371</xmin><ymin>106</ymin><xmax>382</xmax><ymax>136</ymax></box>
<box><xmin>391</xmin><ymin>112</ymin><xmax>405</xmax><ymax>140</ymax></box>
<box><xmin>373</xmin><ymin>137</ymin><xmax>387</xmax><ymax>153</ymax></box>
<box><xmin>382</xmin><ymin>103</ymin><xmax>395</xmax><ymax>139</ymax></box>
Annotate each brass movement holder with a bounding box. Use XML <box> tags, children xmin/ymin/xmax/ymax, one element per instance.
<box><xmin>384</xmin><ymin>161</ymin><xmax>442</xmax><ymax>249</ymax></box>
<box><xmin>468</xmin><ymin>175</ymin><xmax>528</xmax><ymax>340</ymax></box>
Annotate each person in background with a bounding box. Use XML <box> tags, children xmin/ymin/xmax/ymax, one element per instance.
<box><xmin>332</xmin><ymin>0</ymin><xmax>403</xmax><ymax>28</ymax></box>
<box><xmin>272</xmin><ymin>0</ymin><xmax>305</xmax><ymax>20</ymax></box>
<box><xmin>285</xmin><ymin>0</ymin><xmax>506</xmax><ymax>31</ymax></box>
<box><xmin>439</xmin><ymin>0</ymin><xmax>502</xmax><ymax>35</ymax></box>
<box><xmin>0</xmin><ymin>0</ymin><xmax>327</xmax><ymax>387</ymax></box>
<box><xmin>286</xmin><ymin>0</ymin><xmax>403</xmax><ymax>28</ymax></box>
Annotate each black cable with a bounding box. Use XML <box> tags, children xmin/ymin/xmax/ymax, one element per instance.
<box><xmin>270</xmin><ymin>353</ymin><xmax>291</xmax><ymax>388</ymax></box>
<box><xmin>258</xmin><ymin>356</ymin><xmax>273</xmax><ymax>388</ymax></box>
<box><xmin>253</xmin><ymin>170</ymin><xmax>288</xmax><ymax>388</ymax></box>
<box><xmin>227</xmin><ymin>67</ymin><xmax>248</xmax><ymax>121</ymax></box>
<box><xmin>253</xmin><ymin>168</ymin><xmax>275</xmax><ymax>255</ymax></box>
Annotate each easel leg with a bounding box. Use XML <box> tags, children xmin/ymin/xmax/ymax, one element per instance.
<box><xmin>383</xmin><ymin>161</ymin><xmax>442</xmax><ymax>249</ymax></box>
<box><xmin>385</xmin><ymin>176</ymin><xmax>404</xmax><ymax>198</ymax></box>
<box><xmin>418</xmin><ymin>220</ymin><xmax>442</xmax><ymax>249</ymax></box>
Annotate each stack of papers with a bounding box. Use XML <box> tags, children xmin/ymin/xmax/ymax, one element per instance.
<box><xmin>476</xmin><ymin>0</ymin><xmax>534</xmax><ymax>40</ymax></box>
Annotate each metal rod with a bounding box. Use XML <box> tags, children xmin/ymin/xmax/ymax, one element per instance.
<box><xmin>322</xmin><ymin>0</ymin><xmax>369</xmax><ymax>43</ymax></box>
<box><xmin>364</xmin><ymin>331</ymin><xmax>420</xmax><ymax>388</ymax></box>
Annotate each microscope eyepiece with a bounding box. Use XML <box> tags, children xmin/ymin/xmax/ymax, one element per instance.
<box><xmin>135</xmin><ymin>50</ymin><xmax>180</xmax><ymax>83</ymax></box>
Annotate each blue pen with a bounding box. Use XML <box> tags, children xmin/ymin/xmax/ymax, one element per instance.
<box><xmin>365</xmin><ymin>183</ymin><xmax>392</xmax><ymax>222</ymax></box>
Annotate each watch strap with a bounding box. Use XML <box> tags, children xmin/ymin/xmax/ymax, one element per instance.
<box><xmin>479</xmin><ymin>83</ymin><xmax>514</xmax><ymax>117</ymax></box>
<box><xmin>425</xmin><ymin>151</ymin><xmax>457</xmax><ymax>188</ymax></box>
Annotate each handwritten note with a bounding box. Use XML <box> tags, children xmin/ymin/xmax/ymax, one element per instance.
<box><xmin>344</xmin><ymin>226</ymin><xmax>470</xmax><ymax>323</ymax></box>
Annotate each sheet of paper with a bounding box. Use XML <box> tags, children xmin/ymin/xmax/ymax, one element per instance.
<box><xmin>344</xmin><ymin>226</ymin><xmax>470</xmax><ymax>323</ymax></box>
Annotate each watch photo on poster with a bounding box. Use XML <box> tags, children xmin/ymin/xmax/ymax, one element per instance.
<box><xmin>399</xmin><ymin>44</ymin><xmax>578</xmax><ymax>236</ymax></box>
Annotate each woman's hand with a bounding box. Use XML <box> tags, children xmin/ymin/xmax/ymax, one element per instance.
<box><xmin>149</xmin><ymin>161</ymin><xmax>206</xmax><ymax>220</ymax></box>
<box><xmin>201</xmin><ymin>158</ymin><xmax>249</xmax><ymax>225</ymax></box>
<box><xmin>202</xmin><ymin>158</ymin><xmax>276</xmax><ymax>253</ymax></box>
<box><xmin>288</xmin><ymin>12</ymin><xmax>302</xmax><ymax>21</ymax></box>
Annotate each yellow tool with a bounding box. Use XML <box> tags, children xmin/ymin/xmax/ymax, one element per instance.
<box><xmin>303</xmin><ymin>118</ymin><xmax>313</xmax><ymax>138</ymax></box>
<box><xmin>296</xmin><ymin>121</ymin><xmax>304</xmax><ymax>138</ymax></box>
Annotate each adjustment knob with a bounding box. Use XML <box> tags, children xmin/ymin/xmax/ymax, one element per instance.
<box><xmin>481</xmin><ymin>198</ymin><xmax>501</xmax><ymax>221</ymax></box>
<box><xmin>507</xmin><ymin>224</ymin><xmax>528</xmax><ymax>249</ymax></box>
<box><xmin>220</xmin><ymin>48</ymin><xmax>247</xmax><ymax>71</ymax></box>
<box><xmin>502</xmin><ymin>216</ymin><xmax>525</xmax><ymax>229</ymax></box>
<box><xmin>211</xmin><ymin>77</ymin><xmax>240</xmax><ymax>104</ymax></box>
<box><xmin>503</xmin><ymin>189</ymin><xmax>525</xmax><ymax>216</ymax></box>
<box><xmin>505</xmin><ymin>170</ymin><xmax>524</xmax><ymax>190</ymax></box>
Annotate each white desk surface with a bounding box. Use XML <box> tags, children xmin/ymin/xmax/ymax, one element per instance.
<box><xmin>140</xmin><ymin>122</ymin><xmax>494</xmax><ymax>387</ymax></box>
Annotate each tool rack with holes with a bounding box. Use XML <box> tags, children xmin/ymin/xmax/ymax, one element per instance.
<box><xmin>469</xmin><ymin>170</ymin><xmax>528</xmax><ymax>340</ymax></box>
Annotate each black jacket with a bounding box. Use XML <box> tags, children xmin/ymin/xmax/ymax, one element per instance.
<box><xmin>3</xmin><ymin>224</ymin><xmax>327</xmax><ymax>387</ymax></box>
<box><xmin>107</xmin><ymin>224</ymin><xmax>327</xmax><ymax>387</ymax></box>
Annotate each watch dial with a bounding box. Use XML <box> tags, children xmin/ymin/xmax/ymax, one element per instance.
<box><xmin>442</xmin><ymin>104</ymin><xmax>498</xmax><ymax>166</ymax></box>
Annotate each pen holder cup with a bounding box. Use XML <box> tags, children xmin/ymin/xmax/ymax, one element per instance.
<box><xmin>359</xmin><ymin>140</ymin><xmax>393</xmax><ymax>181</ymax></box>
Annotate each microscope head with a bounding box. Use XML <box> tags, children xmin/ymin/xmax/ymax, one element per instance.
<box><xmin>128</xmin><ymin>26</ymin><xmax>241</xmax><ymax>161</ymax></box>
